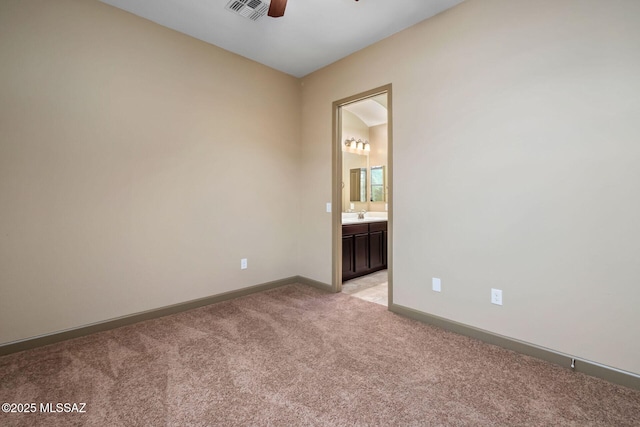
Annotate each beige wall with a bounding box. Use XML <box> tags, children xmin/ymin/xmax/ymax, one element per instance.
<box><xmin>368</xmin><ymin>123</ymin><xmax>388</xmax><ymax>212</ymax></box>
<box><xmin>300</xmin><ymin>0</ymin><xmax>640</xmax><ymax>375</ymax></box>
<box><xmin>0</xmin><ymin>0</ymin><xmax>301</xmax><ymax>344</ymax></box>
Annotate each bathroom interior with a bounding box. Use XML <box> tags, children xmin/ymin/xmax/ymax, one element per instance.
<box><xmin>340</xmin><ymin>93</ymin><xmax>389</xmax><ymax>306</ymax></box>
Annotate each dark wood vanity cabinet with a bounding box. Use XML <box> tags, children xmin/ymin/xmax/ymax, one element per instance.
<box><xmin>368</xmin><ymin>222</ymin><xmax>386</xmax><ymax>270</ymax></box>
<box><xmin>342</xmin><ymin>221</ymin><xmax>387</xmax><ymax>281</ymax></box>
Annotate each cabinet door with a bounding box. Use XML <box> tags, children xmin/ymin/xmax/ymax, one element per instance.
<box><xmin>354</xmin><ymin>233</ymin><xmax>369</xmax><ymax>273</ymax></box>
<box><xmin>369</xmin><ymin>230</ymin><xmax>385</xmax><ymax>270</ymax></box>
<box><xmin>342</xmin><ymin>236</ymin><xmax>355</xmax><ymax>278</ymax></box>
<box><xmin>383</xmin><ymin>230</ymin><xmax>388</xmax><ymax>267</ymax></box>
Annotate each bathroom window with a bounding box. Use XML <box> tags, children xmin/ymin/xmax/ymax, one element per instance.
<box><xmin>370</xmin><ymin>166</ymin><xmax>385</xmax><ymax>202</ymax></box>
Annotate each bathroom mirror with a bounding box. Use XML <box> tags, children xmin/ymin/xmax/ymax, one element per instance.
<box><xmin>344</xmin><ymin>151</ymin><xmax>368</xmax><ymax>204</ymax></box>
<box><xmin>370</xmin><ymin>166</ymin><xmax>385</xmax><ymax>202</ymax></box>
<box><xmin>350</xmin><ymin>168</ymin><xmax>367</xmax><ymax>202</ymax></box>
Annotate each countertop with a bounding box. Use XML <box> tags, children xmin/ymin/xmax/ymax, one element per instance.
<box><xmin>342</xmin><ymin>213</ymin><xmax>388</xmax><ymax>225</ymax></box>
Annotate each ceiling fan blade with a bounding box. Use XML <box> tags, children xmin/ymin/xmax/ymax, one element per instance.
<box><xmin>268</xmin><ymin>0</ymin><xmax>287</xmax><ymax>17</ymax></box>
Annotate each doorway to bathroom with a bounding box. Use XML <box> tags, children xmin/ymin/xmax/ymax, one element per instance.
<box><xmin>331</xmin><ymin>85</ymin><xmax>392</xmax><ymax>307</ymax></box>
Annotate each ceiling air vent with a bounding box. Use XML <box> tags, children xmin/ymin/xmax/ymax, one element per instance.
<box><xmin>225</xmin><ymin>0</ymin><xmax>270</xmax><ymax>21</ymax></box>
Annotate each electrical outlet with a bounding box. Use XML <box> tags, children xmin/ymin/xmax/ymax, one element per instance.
<box><xmin>491</xmin><ymin>288</ymin><xmax>502</xmax><ymax>305</ymax></box>
<box><xmin>241</xmin><ymin>258</ymin><xmax>248</xmax><ymax>270</ymax></box>
<box><xmin>432</xmin><ymin>278</ymin><xmax>441</xmax><ymax>292</ymax></box>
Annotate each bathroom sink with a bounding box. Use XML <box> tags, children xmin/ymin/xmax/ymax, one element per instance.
<box><xmin>341</xmin><ymin>212</ymin><xmax>388</xmax><ymax>224</ymax></box>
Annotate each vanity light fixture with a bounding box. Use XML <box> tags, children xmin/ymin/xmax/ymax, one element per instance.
<box><xmin>344</xmin><ymin>137</ymin><xmax>371</xmax><ymax>152</ymax></box>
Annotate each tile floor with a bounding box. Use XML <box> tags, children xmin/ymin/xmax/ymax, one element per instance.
<box><xmin>341</xmin><ymin>270</ymin><xmax>388</xmax><ymax>306</ymax></box>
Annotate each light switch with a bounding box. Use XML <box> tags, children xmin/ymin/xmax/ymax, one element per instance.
<box><xmin>432</xmin><ymin>278</ymin><xmax>441</xmax><ymax>292</ymax></box>
<box><xmin>326</xmin><ymin>202</ymin><xmax>331</xmax><ymax>213</ymax></box>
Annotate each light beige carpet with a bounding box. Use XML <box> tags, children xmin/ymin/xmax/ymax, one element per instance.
<box><xmin>1</xmin><ymin>284</ymin><xmax>639</xmax><ymax>426</ymax></box>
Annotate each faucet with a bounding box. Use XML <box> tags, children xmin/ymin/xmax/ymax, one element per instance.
<box><xmin>358</xmin><ymin>210</ymin><xmax>366</xmax><ymax>220</ymax></box>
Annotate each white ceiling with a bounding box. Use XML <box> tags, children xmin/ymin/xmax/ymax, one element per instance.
<box><xmin>99</xmin><ymin>0</ymin><xmax>464</xmax><ymax>77</ymax></box>
<box><xmin>343</xmin><ymin>94</ymin><xmax>387</xmax><ymax>127</ymax></box>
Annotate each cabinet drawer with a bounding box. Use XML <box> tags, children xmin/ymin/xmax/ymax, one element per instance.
<box><xmin>342</xmin><ymin>223</ymin><xmax>369</xmax><ymax>236</ymax></box>
<box><xmin>369</xmin><ymin>221</ymin><xmax>387</xmax><ymax>232</ymax></box>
